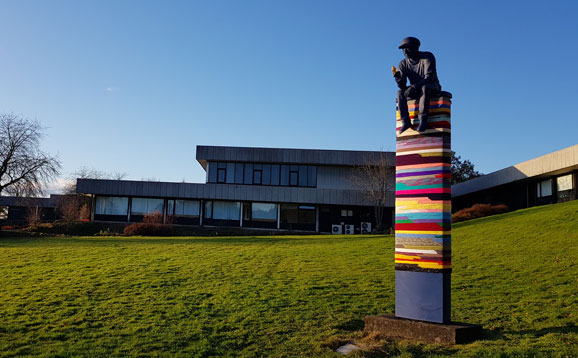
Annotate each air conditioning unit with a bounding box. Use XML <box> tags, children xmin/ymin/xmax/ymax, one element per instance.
<box><xmin>361</xmin><ymin>222</ymin><xmax>372</xmax><ymax>234</ymax></box>
<box><xmin>344</xmin><ymin>224</ymin><xmax>355</xmax><ymax>235</ymax></box>
<box><xmin>331</xmin><ymin>224</ymin><xmax>343</xmax><ymax>235</ymax></box>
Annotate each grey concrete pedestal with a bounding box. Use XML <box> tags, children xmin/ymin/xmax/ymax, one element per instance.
<box><xmin>364</xmin><ymin>315</ymin><xmax>481</xmax><ymax>345</ymax></box>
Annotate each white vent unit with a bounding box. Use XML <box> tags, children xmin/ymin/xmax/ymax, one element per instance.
<box><xmin>344</xmin><ymin>224</ymin><xmax>355</xmax><ymax>235</ymax></box>
<box><xmin>361</xmin><ymin>222</ymin><xmax>372</xmax><ymax>234</ymax></box>
<box><xmin>331</xmin><ymin>224</ymin><xmax>343</xmax><ymax>235</ymax></box>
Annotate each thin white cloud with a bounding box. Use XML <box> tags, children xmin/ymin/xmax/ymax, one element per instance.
<box><xmin>106</xmin><ymin>87</ymin><xmax>119</xmax><ymax>92</ymax></box>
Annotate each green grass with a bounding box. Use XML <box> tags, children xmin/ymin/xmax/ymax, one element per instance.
<box><xmin>1</xmin><ymin>201</ymin><xmax>577</xmax><ymax>357</ymax></box>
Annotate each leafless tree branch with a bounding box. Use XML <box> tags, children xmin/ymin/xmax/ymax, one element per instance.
<box><xmin>0</xmin><ymin>113</ymin><xmax>61</xmax><ymax>197</ymax></box>
<box><xmin>350</xmin><ymin>152</ymin><xmax>395</xmax><ymax>232</ymax></box>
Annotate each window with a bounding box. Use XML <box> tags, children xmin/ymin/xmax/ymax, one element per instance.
<box><xmin>538</xmin><ymin>179</ymin><xmax>552</xmax><ymax>197</ymax></box>
<box><xmin>131</xmin><ymin>198</ymin><xmax>164</xmax><ymax>215</ymax></box>
<box><xmin>206</xmin><ymin>201</ymin><xmax>240</xmax><ymax>220</ymax></box>
<box><xmin>174</xmin><ymin>200</ymin><xmax>200</xmax><ymax>217</ymax></box>
<box><xmin>289</xmin><ymin>165</ymin><xmax>299</xmax><ymax>186</ymax></box>
<box><xmin>557</xmin><ymin>174</ymin><xmax>573</xmax><ymax>191</ymax></box>
<box><xmin>235</xmin><ymin>163</ymin><xmax>244</xmax><ymax>184</ymax></box>
<box><xmin>217</xmin><ymin>162</ymin><xmax>227</xmax><ymax>183</ymax></box>
<box><xmin>271</xmin><ymin>165</ymin><xmax>280</xmax><ymax>185</ymax></box>
<box><xmin>280</xmin><ymin>204</ymin><xmax>315</xmax><ymax>225</ymax></box>
<box><xmin>251</xmin><ymin>203</ymin><xmax>277</xmax><ymax>222</ymax></box>
<box><xmin>307</xmin><ymin>166</ymin><xmax>317</xmax><ymax>187</ymax></box>
<box><xmin>207</xmin><ymin>162</ymin><xmax>217</xmax><ymax>183</ymax></box>
<box><xmin>298</xmin><ymin>166</ymin><xmax>308</xmax><ymax>187</ymax></box>
<box><xmin>341</xmin><ymin>209</ymin><xmax>353</xmax><ymax>217</ymax></box>
<box><xmin>226</xmin><ymin>163</ymin><xmax>235</xmax><ymax>184</ymax></box>
<box><xmin>166</xmin><ymin>200</ymin><xmax>174</xmax><ymax>216</ymax></box>
<box><xmin>262</xmin><ymin>164</ymin><xmax>271</xmax><ymax>185</ymax></box>
<box><xmin>280</xmin><ymin>165</ymin><xmax>289</xmax><ymax>186</ymax></box>
<box><xmin>253</xmin><ymin>164</ymin><xmax>262</xmax><ymax>185</ymax></box>
<box><xmin>244</xmin><ymin>164</ymin><xmax>253</xmax><ymax>185</ymax></box>
<box><xmin>95</xmin><ymin>196</ymin><xmax>129</xmax><ymax>215</ymax></box>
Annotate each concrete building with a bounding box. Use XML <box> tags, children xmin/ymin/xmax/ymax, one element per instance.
<box><xmin>452</xmin><ymin>144</ymin><xmax>578</xmax><ymax>211</ymax></box>
<box><xmin>76</xmin><ymin>146</ymin><xmax>396</xmax><ymax>233</ymax></box>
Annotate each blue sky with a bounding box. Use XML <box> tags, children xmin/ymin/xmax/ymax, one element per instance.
<box><xmin>1</xmin><ymin>1</ymin><xmax>577</xmax><ymax>190</ymax></box>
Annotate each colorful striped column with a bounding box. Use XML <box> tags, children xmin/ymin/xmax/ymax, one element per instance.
<box><xmin>395</xmin><ymin>93</ymin><xmax>452</xmax><ymax>323</ymax></box>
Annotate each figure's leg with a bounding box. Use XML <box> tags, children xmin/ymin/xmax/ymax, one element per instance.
<box><xmin>417</xmin><ymin>84</ymin><xmax>433</xmax><ymax>132</ymax></box>
<box><xmin>397</xmin><ymin>90</ymin><xmax>412</xmax><ymax>134</ymax></box>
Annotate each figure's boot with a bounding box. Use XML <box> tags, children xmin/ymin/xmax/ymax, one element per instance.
<box><xmin>417</xmin><ymin>114</ymin><xmax>429</xmax><ymax>132</ymax></box>
<box><xmin>399</xmin><ymin>118</ymin><xmax>412</xmax><ymax>134</ymax></box>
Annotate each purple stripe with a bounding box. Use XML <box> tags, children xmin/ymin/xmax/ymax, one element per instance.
<box><xmin>396</xmin><ymin>170</ymin><xmax>445</xmax><ymax>177</ymax></box>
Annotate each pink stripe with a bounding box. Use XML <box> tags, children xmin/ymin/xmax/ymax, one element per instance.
<box><xmin>396</xmin><ymin>188</ymin><xmax>451</xmax><ymax>195</ymax></box>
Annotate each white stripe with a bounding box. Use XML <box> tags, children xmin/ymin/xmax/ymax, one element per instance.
<box><xmin>395</xmin><ymin>248</ymin><xmax>439</xmax><ymax>254</ymax></box>
<box><xmin>396</xmin><ymin>148</ymin><xmax>451</xmax><ymax>156</ymax></box>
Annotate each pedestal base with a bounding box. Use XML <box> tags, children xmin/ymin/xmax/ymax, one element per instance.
<box><xmin>364</xmin><ymin>315</ymin><xmax>481</xmax><ymax>345</ymax></box>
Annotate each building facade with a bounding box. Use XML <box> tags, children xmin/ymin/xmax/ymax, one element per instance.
<box><xmin>452</xmin><ymin>144</ymin><xmax>578</xmax><ymax>211</ymax></box>
<box><xmin>76</xmin><ymin>146</ymin><xmax>396</xmax><ymax>233</ymax></box>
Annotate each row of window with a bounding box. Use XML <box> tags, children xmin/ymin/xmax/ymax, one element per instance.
<box><xmin>207</xmin><ymin>162</ymin><xmax>317</xmax><ymax>187</ymax></box>
<box><xmin>95</xmin><ymin>197</ymin><xmax>201</xmax><ymax>217</ymax></box>
<box><xmin>94</xmin><ymin>196</ymin><xmax>316</xmax><ymax>225</ymax></box>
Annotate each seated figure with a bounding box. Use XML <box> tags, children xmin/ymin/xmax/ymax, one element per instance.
<box><xmin>393</xmin><ymin>37</ymin><xmax>442</xmax><ymax>134</ymax></box>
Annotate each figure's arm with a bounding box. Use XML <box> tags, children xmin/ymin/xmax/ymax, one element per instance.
<box><xmin>393</xmin><ymin>65</ymin><xmax>407</xmax><ymax>90</ymax></box>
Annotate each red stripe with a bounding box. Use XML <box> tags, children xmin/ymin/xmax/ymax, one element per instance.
<box><xmin>396</xmin><ymin>223</ymin><xmax>446</xmax><ymax>231</ymax></box>
<box><xmin>434</xmin><ymin>173</ymin><xmax>452</xmax><ymax>179</ymax></box>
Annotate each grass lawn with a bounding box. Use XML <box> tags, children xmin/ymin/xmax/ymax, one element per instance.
<box><xmin>1</xmin><ymin>201</ymin><xmax>577</xmax><ymax>357</ymax></box>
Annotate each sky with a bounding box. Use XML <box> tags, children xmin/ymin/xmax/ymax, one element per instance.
<box><xmin>1</xmin><ymin>1</ymin><xmax>577</xmax><ymax>192</ymax></box>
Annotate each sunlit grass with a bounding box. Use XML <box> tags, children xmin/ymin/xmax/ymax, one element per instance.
<box><xmin>0</xmin><ymin>200</ymin><xmax>577</xmax><ymax>357</ymax></box>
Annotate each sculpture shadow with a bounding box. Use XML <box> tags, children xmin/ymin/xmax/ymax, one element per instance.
<box><xmin>333</xmin><ymin>318</ymin><xmax>365</xmax><ymax>331</ymax></box>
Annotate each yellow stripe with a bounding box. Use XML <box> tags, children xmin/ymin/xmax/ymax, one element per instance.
<box><xmin>395</xmin><ymin>254</ymin><xmax>421</xmax><ymax>260</ymax></box>
<box><xmin>396</xmin><ymin>203</ymin><xmax>451</xmax><ymax>211</ymax></box>
<box><xmin>395</xmin><ymin>260</ymin><xmax>451</xmax><ymax>269</ymax></box>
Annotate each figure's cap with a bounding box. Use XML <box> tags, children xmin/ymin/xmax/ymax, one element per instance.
<box><xmin>398</xmin><ymin>37</ymin><xmax>421</xmax><ymax>49</ymax></box>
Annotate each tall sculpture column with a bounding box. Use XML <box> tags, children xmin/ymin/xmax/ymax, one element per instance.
<box><xmin>394</xmin><ymin>94</ymin><xmax>452</xmax><ymax>323</ymax></box>
<box><xmin>364</xmin><ymin>38</ymin><xmax>480</xmax><ymax>344</ymax></box>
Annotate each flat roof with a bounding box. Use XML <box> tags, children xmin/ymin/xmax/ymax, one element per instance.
<box><xmin>195</xmin><ymin>145</ymin><xmax>394</xmax><ymax>170</ymax></box>
<box><xmin>453</xmin><ymin>144</ymin><xmax>578</xmax><ymax>197</ymax></box>
<box><xmin>0</xmin><ymin>195</ymin><xmax>64</xmax><ymax>208</ymax></box>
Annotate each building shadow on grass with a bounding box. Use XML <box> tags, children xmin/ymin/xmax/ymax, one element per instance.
<box><xmin>481</xmin><ymin>324</ymin><xmax>577</xmax><ymax>342</ymax></box>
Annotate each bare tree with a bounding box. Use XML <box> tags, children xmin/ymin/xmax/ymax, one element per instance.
<box><xmin>350</xmin><ymin>152</ymin><xmax>396</xmax><ymax>233</ymax></box>
<box><xmin>57</xmin><ymin>167</ymin><xmax>126</xmax><ymax>224</ymax></box>
<box><xmin>63</xmin><ymin>167</ymin><xmax>126</xmax><ymax>194</ymax></box>
<box><xmin>0</xmin><ymin>114</ymin><xmax>61</xmax><ymax>196</ymax></box>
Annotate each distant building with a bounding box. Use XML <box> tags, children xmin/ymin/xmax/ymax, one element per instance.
<box><xmin>453</xmin><ymin>144</ymin><xmax>578</xmax><ymax>211</ymax></box>
<box><xmin>75</xmin><ymin>146</ymin><xmax>396</xmax><ymax>234</ymax></box>
<box><xmin>0</xmin><ymin>195</ymin><xmax>62</xmax><ymax>223</ymax></box>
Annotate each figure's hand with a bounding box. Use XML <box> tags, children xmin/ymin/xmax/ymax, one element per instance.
<box><xmin>404</xmin><ymin>85</ymin><xmax>417</xmax><ymax>98</ymax></box>
<box><xmin>392</xmin><ymin>66</ymin><xmax>401</xmax><ymax>78</ymax></box>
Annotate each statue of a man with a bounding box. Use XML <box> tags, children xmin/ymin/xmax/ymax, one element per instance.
<box><xmin>393</xmin><ymin>37</ymin><xmax>442</xmax><ymax>134</ymax></box>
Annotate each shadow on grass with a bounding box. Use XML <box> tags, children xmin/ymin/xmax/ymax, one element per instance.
<box><xmin>480</xmin><ymin>324</ymin><xmax>578</xmax><ymax>342</ymax></box>
<box><xmin>334</xmin><ymin>318</ymin><xmax>365</xmax><ymax>331</ymax></box>
<box><xmin>505</xmin><ymin>325</ymin><xmax>578</xmax><ymax>337</ymax></box>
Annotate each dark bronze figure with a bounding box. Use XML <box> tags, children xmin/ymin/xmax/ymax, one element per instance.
<box><xmin>393</xmin><ymin>37</ymin><xmax>442</xmax><ymax>134</ymax></box>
